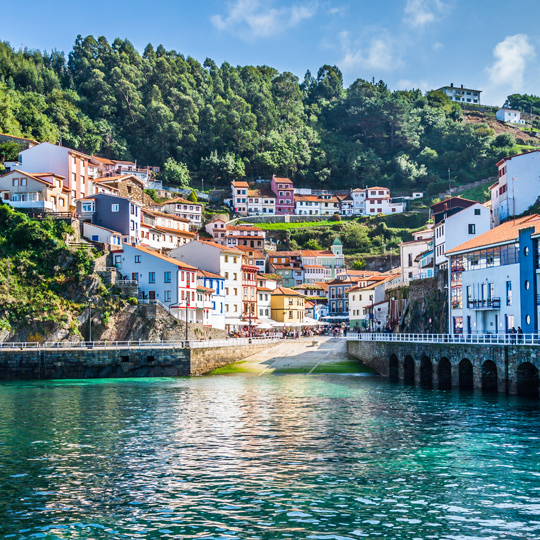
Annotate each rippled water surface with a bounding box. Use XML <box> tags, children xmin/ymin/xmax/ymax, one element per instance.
<box><xmin>1</xmin><ymin>375</ymin><xmax>540</xmax><ymax>539</ymax></box>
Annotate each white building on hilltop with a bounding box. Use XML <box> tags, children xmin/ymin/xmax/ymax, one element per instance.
<box><xmin>436</xmin><ymin>83</ymin><xmax>481</xmax><ymax>104</ymax></box>
<box><xmin>496</xmin><ymin>109</ymin><xmax>525</xmax><ymax>125</ymax></box>
<box><xmin>490</xmin><ymin>150</ymin><xmax>540</xmax><ymax>226</ymax></box>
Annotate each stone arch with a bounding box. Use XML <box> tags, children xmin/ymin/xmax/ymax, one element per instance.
<box><xmin>389</xmin><ymin>354</ymin><xmax>399</xmax><ymax>382</ymax></box>
<box><xmin>459</xmin><ymin>358</ymin><xmax>474</xmax><ymax>390</ymax></box>
<box><xmin>438</xmin><ymin>357</ymin><xmax>452</xmax><ymax>390</ymax></box>
<box><xmin>481</xmin><ymin>360</ymin><xmax>498</xmax><ymax>393</ymax></box>
<box><xmin>420</xmin><ymin>356</ymin><xmax>433</xmax><ymax>388</ymax></box>
<box><xmin>404</xmin><ymin>355</ymin><xmax>415</xmax><ymax>385</ymax></box>
<box><xmin>516</xmin><ymin>362</ymin><xmax>539</xmax><ymax>398</ymax></box>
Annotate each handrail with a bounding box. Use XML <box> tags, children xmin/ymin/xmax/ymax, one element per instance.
<box><xmin>0</xmin><ymin>336</ymin><xmax>281</xmax><ymax>351</ymax></box>
<box><xmin>342</xmin><ymin>332</ymin><xmax>540</xmax><ymax>346</ymax></box>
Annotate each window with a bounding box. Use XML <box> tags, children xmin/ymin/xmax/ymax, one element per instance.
<box><xmin>225</xmin><ymin>255</ymin><xmax>229</xmax><ymax>262</ymax></box>
<box><xmin>474</xmin><ymin>208</ymin><xmax>481</xmax><ymax>215</ymax></box>
<box><xmin>21</xmin><ymin>178</ymin><xmax>27</xmax><ymax>186</ymax></box>
<box><xmin>82</xmin><ymin>202</ymin><xmax>94</xmax><ymax>213</ymax></box>
<box><xmin>149</xmin><ymin>272</ymin><xmax>156</xmax><ymax>283</ymax></box>
<box><xmin>164</xmin><ymin>290</ymin><xmax>171</xmax><ymax>302</ymax></box>
<box><xmin>506</xmin><ymin>281</ymin><xmax>512</xmax><ymax>306</ymax></box>
<box><xmin>13</xmin><ymin>178</ymin><xmax>18</xmax><ymax>187</ymax></box>
<box><xmin>468</xmin><ymin>224</ymin><xmax>475</xmax><ymax>234</ymax></box>
<box><xmin>135</xmin><ymin>256</ymin><xmax>141</xmax><ymax>263</ymax></box>
<box><xmin>164</xmin><ymin>271</ymin><xmax>171</xmax><ymax>283</ymax></box>
<box><xmin>112</xmin><ymin>203</ymin><xmax>119</xmax><ymax>212</ymax></box>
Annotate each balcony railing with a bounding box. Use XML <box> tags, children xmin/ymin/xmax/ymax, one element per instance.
<box><xmin>468</xmin><ymin>298</ymin><xmax>501</xmax><ymax>310</ymax></box>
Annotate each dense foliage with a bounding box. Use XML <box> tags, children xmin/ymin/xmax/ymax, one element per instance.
<box><xmin>504</xmin><ymin>94</ymin><xmax>540</xmax><ymax>117</ymax></box>
<box><xmin>0</xmin><ymin>205</ymin><xmax>93</xmax><ymax>331</ymax></box>
<box><xmin>0</xmin><ymin>36</ymin><xmax>527</xmax><ymax>191</ymax></box>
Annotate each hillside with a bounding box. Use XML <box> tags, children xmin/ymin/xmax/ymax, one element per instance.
<box><xmin>0</xmin><ymin>37</ymin><xmax>531</xmax><ymax>193</ymax></box>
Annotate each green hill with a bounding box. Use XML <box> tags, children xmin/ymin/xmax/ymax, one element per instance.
<box><xmin>0</xmin><ymin>37</ymin><xmax>532</xmax><ymax>192</ymax></box>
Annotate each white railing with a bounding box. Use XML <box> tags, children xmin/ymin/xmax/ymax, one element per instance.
<box><xmin>0</xmin><ymin>336</ymin><xmax>281</xmax><ymax>351</ymax></box>
<box><xmin>343</xmin><ymin>332</ymin><xmax>540</xmax><ymax>346</ymax></box>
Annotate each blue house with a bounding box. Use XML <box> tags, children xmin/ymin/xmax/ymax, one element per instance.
<box><xmin>77</xmin><ymin>193</ymin><xmax>142</xmax><ymax>244</ymax></box>
<box><xmin>198</xmin><ymin>269</ymin><xmax>226</xmax><ymax>330</ymax></box>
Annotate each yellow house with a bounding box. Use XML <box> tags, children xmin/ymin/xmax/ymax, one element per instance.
<box><xmin>270</xmin><ymin>287</ymin><xmax>306</xmax><ymax>323</ymax></box>
<box><xmin>0</xmin><ymin>169</ymin><xmax>69</xmax><ymax>212</ymax></box>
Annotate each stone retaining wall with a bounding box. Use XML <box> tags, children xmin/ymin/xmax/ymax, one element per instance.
<box><xmin>0</xmin><ymin>341</ymin><xmax>277</xmax><ymax>380</ymax></box>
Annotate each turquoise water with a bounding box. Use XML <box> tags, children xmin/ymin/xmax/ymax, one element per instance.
<box><xmin>0</xmin><ymin>375</ymin><xmax>539</xmax><ymax>539</ymax></box>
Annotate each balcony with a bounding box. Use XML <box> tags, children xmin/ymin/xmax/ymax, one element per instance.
<box><xmin>468</xmin><ymin>298</ymin><xmax>501</xmax><ymax>310</ymax></box>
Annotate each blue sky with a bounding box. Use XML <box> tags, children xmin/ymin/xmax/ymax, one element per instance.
<box><xmin>2</xmin><ymin>0</ymin><xmax>540</xmax><ymax>105</ymax></box>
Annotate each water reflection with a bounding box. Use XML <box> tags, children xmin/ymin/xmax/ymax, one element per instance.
<box><xmin>0</xmin><ymin>376</ymin><xmax>539</xmax><ymax>539</ymax></box>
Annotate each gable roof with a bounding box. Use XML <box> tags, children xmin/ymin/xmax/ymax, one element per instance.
<box><xmin>430</xmin><ymin>196</ymin><xmax>476</xmax><ymax>214</ymax></box>
<box><xmin>198</xmin><ymin>269</ymin><xmax>225</xmax><ymax>279</ymax></box>
<box><xmin>92</xmin><ymin>174</ymin><xmax>145</xmax><ymax>187</ymax></box>
<box><xmin>127</xmin><ymin>244</ymin><xmax>197</xmax><ymax>270</ymax></box>
<box><xmin>198</xmin><ymin>239</ymin><xmax>243</xmax><ymax>254</ymax></box>
<box><xmin>272</xmin><ymin>287</ymin><xmax>305</xmax><ymax>297</ymax></box>
<box><xmin>446</xmin><ymin>215</ymin><xmax>540</xmax><ymax>255</ymax></box>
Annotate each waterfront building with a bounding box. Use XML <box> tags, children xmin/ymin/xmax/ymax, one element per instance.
<box><xmin>242</xmin><ymin>264</ymin><xmax>259</xmax><ymax>326</ymax></box>
<box><xmin>197</xmin><ymin>269</ymin><xmax>226</xmax><ymax>330</ymax></box>
<box><xmin>270</xmin><ymin>287</ymin><xmax>306</xmax><ymax>323</ymax></box>
<box><xmin>446</xmin><ymin>214</ymin><xmax>540</xmax><ymax>335</ymax></box>
<box><xmin>490</xmin><ymin>150</ymin><xmax>540</xmax><ymax>226</ymax></box>
<box><xmin>0</xmin><ymin>169</ymin><xmax>69</xmax><ymax>212</ymax></box>
<box><xmin>347</xmin><ymin>283</ymin><xmax>376</xmax><ymax>329</ymax></box>
<box><xmin>18</xmin><ymin>141</ymin><xmax>92</xmax><ymax>205</ymax></box>
<box><xmin>118</xmin><ymin>243</ymin><xmax>198</xmax><ymax>321</ymax></box>
<box><xmin>76</xmin><ymin>193</ymin><xmax>142</xmax><ymax>244</ymax></box>
<box><xmin>433</xmin><ymin>202</ymin><xmax>490</xmax><ymax>269</ymax></box>
<box><xmin>399</xmin><ymin>227</ymin><xmax>434</xmax><ymax>283</ymax></box>
<box><xmin>169</xmin><ymin>240</ymin><xmax>244</xmax><ymax>330</ymax></box>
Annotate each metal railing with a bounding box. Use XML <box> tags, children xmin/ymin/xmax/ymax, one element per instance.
<box><xmin>468</xmin><ymin>298</ymin><xmax>501</xmax><ymax>309</ymax></box>
<box><xmin>342</xmin><ymin>332</ymin><xmax>540</xmax><ymax>346</ymax></box>
<box><xmin>0</xmin><ymin>336</ymin><xmax>281</xmax><ymax>351</ymax></box>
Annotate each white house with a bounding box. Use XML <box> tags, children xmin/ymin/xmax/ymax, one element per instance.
<box><xmin>18</xmin><ymin>141</ymin><xmax>92</xmax><ymax>204</ymax></box>
<box><xmin>82</xmin><ymin>222</ymin><xmax>123</xmax><ymax>248</ymax></box>
<box><xmin>118</xmin><ymin>244</ymin><xmax>199</xmax><ymax>322</ymax></box>
<box><xmin>496</xmin><ymin>109</ymin><xmax>525</xmax><ymax>125</ymax></box>
<box><xmin>231</xmin><ymin>180</ymin><xmax>249</xmax><ymax>215</ymax></box>
<box><xmin>399</xmin><ymin>228</ymin><xmax>434</xmax><ymax>282</ymax></box>
<box><xmin>490</xmin><ymin>150</ymin><xmax>540</xmax><ymax>226</ymax></box>
<box><xmin>445</xmin><ymin>215</ymin><xmax>540</xmax><ymax>335</ymax></box>
<box><xmin>151</xmin><ymin>197</ymin><xmax>203</xmax><ymax>227</ymax></box>
<box><xmin>169</xmin><ymin>240</ymin><xmax>244</xmax><ymax>330</ymax></box>
<box><xmin>433</xmin><ymin>203</ymin><xmax>491</xmax><ymax>269</ymax></box>
<box><xmin>436</xmin><ymin>83</ymin><xmax>481</xmax><ymax>104</ymax></box>
<box><xmin>365</xmin><ymin>187</ymin><xmax>404</xmax><ymax>215</ymax></box>
<box><xmin>350</xmin><ymin>189</ymin><xmax>367</xmax><ymax>215</ymax></box>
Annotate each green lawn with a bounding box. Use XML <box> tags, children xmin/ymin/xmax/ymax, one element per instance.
<box><xmin>250</xmin><ymin>219</ymin><xmax>349</xmax><ymax>230</ymax></box>
<box><xmin>458</xmin><ymin>184</ymin><xmax>491</xmax><ymax>203</ymax></box>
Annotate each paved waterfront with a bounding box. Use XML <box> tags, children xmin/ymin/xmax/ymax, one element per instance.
<box><xmin>1</xmin><ymin>360</ymin><xmax>539</xmax><ymax>539</ymax></box>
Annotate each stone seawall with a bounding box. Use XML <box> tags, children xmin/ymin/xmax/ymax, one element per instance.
<box><xmin>0</xmin><ymin>341</ymin><xmax>276</xmax><ymax>380</ymax></box>
<box><xmin>347</xmin><ymin>340</ymin><xmax>540</xmax><ymax>397</ymax></box>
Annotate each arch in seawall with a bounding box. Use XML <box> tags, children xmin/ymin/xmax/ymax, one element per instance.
<box><xmin>420</xmin><ymin>355</ymin><xmax>433</xmax><ymax>388</ymax></box>
<box><xmin>389</xmin><ymin>354</ymin><xmax>399</xmax><ymax>382</ymax></box>
<box><xmin>404</xmin><ymin>355</ymin><xmax>415</xmax><ymax>385</ymax></box>
<box><xmin>459</xmin><ymin>358</ymin><xmax>474</xmax><ymax>390</ymax></box>
<box><xmin>438</xmin><ymin>357</ymin><xmax>452</xmax><ymax>390</ymax></box>
<box><xmin>516</xmin><ymin>362</ymin><xmax>539</xmax><ymax>398</ymax></box>
<box><xmin>481</xmin><ymin>360</ymin><xmax>498</xmax><ymax>393</ymax></box>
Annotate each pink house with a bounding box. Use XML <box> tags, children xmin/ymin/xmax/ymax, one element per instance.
<box><xmin>270</xmin><ymin>175</ymin><xmax>294</xmax><ymax>215</ymax></box>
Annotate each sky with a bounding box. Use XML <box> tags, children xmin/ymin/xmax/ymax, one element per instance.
<box><xmin>2</xmin><ymin>0</ymin><xmax>540</xmax><ymax>106</ymax></box>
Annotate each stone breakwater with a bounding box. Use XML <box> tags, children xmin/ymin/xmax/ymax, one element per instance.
<box><xmin>0</xmin><ymin>342</ymin><xmax>275</xmax><ymax>380</ymax></box>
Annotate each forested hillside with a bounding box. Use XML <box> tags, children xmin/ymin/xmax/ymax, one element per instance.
<box><xmin>0</xmin><ymin>36</ymin><xmax>529</xmax><ymax>192</ymax></box>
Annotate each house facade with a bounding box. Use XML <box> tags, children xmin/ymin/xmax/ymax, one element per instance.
<box><xmin>436</xmin><ymin>84</ymin><xmax>481</xmax><ymax>104</ymax></box>
<box><xmin>490</xmin><ymin>150</ymin><xmax>540</xmax><ymax>226</ymax></box>
<box><xmin>198</xmin><ymin>269</ymin><xmax>226</xmax><ymax>330</ymax></box>
<box><xmin>496</xmin><ymin>109</ymin><xmax>525</xmax><ymax>124</ymax></box>
<box><xmin>270</xmin><ymin>287</ymin><xmax>305</xmax><ymax>323</ymax></box>
<box><xmin>0</xmin><ymin>170</ymin><xmax>69</xmax><ymax>212</ymax></box>
<box><xmin>270</xmin><ymin>176</ymin><xmax>294</xmax><ymax>215</ymax></box>
<box><xmin>152</xmin><ymin>197</ymin><xmax>203</xmax><ymax>228</ymax></box>
<box><xmin>231</xmin><ymin>180</ymin><xmax>249</xmax><ymax>215</ymax></box>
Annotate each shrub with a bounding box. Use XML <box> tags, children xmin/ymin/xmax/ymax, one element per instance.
<box><xmin>330</xmin><ymin>213</ymin><xmax>341</xmax><ymax>222</ymax></box>
<box><xmin>127</xmin><ymin>297</ymin><xmax>138</xmax><ymax>305</ymax></box>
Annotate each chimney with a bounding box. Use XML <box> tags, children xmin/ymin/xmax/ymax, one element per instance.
<box><xmin>461</xmin><ymin>84</ymin><xmax>463</xmax><ymax>89</ymax></box>
<box><xmin>450</xmin><ymin>83</ymin><xmax>453</xmax><ymax>88</ymax></box>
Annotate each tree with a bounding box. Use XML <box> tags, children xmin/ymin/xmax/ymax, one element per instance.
<box><xmin>304</xmin><ymin>239</ymin><xmax>322</xmax><ymax>250</ymax></box>
<box><xmin>0</xmin><ymin>141</ymin><xmax>23</xmax><ymax>162</ymax></box>
<box><xmin>160</xmin><ymin>158</ymin><xmax>190</xmax><ymax>188</ymax></box>
<box><xmin>188</xmin><ymin>190</ymin><xmax>198</xmax><ymax>202</ymax></box>
<box><xmin>352</xmin><ymin>259</ymin><xmax>367</xmax><ymax>270</ymax></box>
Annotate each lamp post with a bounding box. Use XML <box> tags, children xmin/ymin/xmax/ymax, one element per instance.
<box><xmin>185</xmin><ymin>296</ymin><xmax>189</xmax><ymax>343</ymax></box>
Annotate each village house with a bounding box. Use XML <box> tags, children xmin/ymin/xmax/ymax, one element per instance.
<box><xmin>118</xmin><ymin>243</ymin><xmax>199</xmax><ymax>322</ymax></box>
<box><xmin>198</xmin><ymin>269</ymin><xmax>226</xmax><ymax>330</ymax></box>
<box><xmin>231</xmin><ymin>180</ymin><xmax>249</xmax><ymax>215</ymax></box>
<box><xmin>436</xmin><ymin>83</ymin><xmax>481</xmax><ymax>104</ymax></box>
<box><xmin>399</xmin><ymin>227</ymin><xmax>434</xmax><ymax>283</ymax></box>
<box><xmin>496</xmin><ymin>109</ymin><xmax>525</xmax><ymax>124</ymax></box>
<box><xmin>140</xmin><ymin>209</ymin><xmax>195</xmax><ymax>251</ymax></box>
<box><xmin>169</xmin><ymin>240</ymin><xmax>244</xmax><ymax>330</ymax></box>
<box><xmin>271</xmin><ymin>176</ymin><xmax>295</xmax><ymax>215</ymax></box>
<box><xmin>0</xmin><ymin>169</ymin><xmax>69</xmax><ymax>212</ymax></box>
<box><xmin>18</xmin><ymin>142</ymin><xmax>92</xmax><ymax>205</ymax></box>
<box><xmin>270</xmin><ymin>287</ymin><xmax>306</xmax><ymax>324</ymax></box>
<box><xmin>76</xmin><ymin>193</ymin><xmax>142</xmax><ymax>245</ymax></box>
<box><xmin>90</xmin><ymin>174</ymin><xmax>152</xmax><ymax>206</ymax></box>
<box><xmin>490</xmin><ymin>150</ymin><xmax>540</xmax><ymax>226</ymax></box>
<box><xmin>82</xmin><ymin>222</ymin><xmax>123</xmax><ymax>249</ymax></box>
<box><xmin>151</xmin><ymin>197</ymin><xmax>203</xmax><ymax>228</ymax></box>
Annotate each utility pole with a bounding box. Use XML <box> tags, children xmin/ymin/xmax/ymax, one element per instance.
<box><xmin>448</xmin><ymin>168</ymin><xmax>451</xmax><ymax>192</ymax></box>
<box><xmin>512</xmin><ymin>177</ymin><xmax>517</xmax><ymax>223</ymax></box>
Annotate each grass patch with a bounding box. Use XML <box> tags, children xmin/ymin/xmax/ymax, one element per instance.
<box><xmin>313</xmin><ymin>360</ymin><xmax>376</xmax><ymax>374</ymax></box>
<box><xmin>253</xmin><ymin>220</ymin><xmax>346</xmax><ymax>231</ymax></box>
<box><xmin>458</xmin><ymin>184</ymin><xmax>491</xmax><ymax>203</ymax></box>
<box><xmin>208</xmin><ymin>361</ymin><xmax>259</xmax><ymax>375</ymax></box>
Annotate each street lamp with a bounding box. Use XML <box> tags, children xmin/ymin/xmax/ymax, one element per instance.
<box><xmin>185</xmin><ymin>296</ymin><xmax>190</xmax><ymax>343</ymax></box>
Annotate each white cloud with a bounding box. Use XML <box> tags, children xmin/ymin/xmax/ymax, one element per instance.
<box><xmin>395</xmin><ymin>79</ymin><xmax>431</xmax><ymax>92</ymax></box>
<box><xmin>211</xmin><ymin>0</ymin><xmax>317</xmax><ymax>39</ymax></box>
<box><xmin>487</xmin><ymin>34</ymin><xmax>536</xmax><ymax>90</ymax></box>
<box><xmin>404</xmin><ymin>0</ymin><xmax>447</xmax><ymax>28</ymax></box>
<box><xmin>338</xmin><ymin>31</ymin><xmax>401</xmax><ymax>73</ymax></box>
